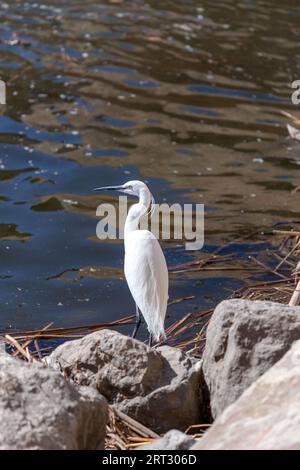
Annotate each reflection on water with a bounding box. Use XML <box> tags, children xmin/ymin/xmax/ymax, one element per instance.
<box><xmin>0</xmin><ymin>0</ymin><xmax>300</xmax><ymax>336</ymax></box>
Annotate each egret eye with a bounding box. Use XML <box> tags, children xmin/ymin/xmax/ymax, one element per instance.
<box><xmin>126</xmin><ymin>185</ymin><xmax>133</xmax><ymax>191</ymax></box>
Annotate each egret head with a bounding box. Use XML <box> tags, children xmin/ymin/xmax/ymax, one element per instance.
<box><xmin>93</xmin><ymin>180</ymin><xmax>150</xmax><ymax>198</ymax></box>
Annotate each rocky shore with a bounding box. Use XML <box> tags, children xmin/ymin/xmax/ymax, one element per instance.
<box><xmin>0</xmin><ymin>298</ymin><xmax>300</xmax><ymax>450</ymax></box>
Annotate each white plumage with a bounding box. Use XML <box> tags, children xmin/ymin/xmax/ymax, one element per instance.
<box><xmin>94</xmin><ymin>180</ymin><xmax>169</xmax><ymax>345</ymax></box>
<box><xmin>124</xmin><ymin>229</ymin><xmax>168</xmax><ymax>342</ymax></box>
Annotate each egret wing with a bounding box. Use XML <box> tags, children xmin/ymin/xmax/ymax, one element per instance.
<box><xmin>124</xmin><ymin>230</ymin><xmax>168</xmax><ymax>339</ymax></box>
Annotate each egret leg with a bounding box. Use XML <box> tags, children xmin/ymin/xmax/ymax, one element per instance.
<box><xmin>131</xmin><ymin>304</ymin><xmax>142</xmax><ymax>339</ymax></box>
<box><xmin>148</xmin><ymin>333</ymin><xmax>153</xmax><ymax>347</ymax></box>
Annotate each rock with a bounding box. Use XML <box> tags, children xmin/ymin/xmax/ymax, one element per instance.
<box><xmin>203</xmin><ymin>299</ymin><xmax>300</xmax><ymax>418</ymax></box>
<box><xmin>139</xmin><ymin>430</ymin><xmax>196</xmax><ymax>450</ymax></box>
<box><xmin>0</xmin><ymin>354</ymin><xmax>107</xmax><ymax>450</ymax></box>
<box><xmin>47</xmin><ymin>329</ymin><xmax>202</xmax><ymax>433</ymax></box>
<box><xmin>193</xmin><ymin>340</ymin><xmax>300</xmax><ymax>449</ymax></box>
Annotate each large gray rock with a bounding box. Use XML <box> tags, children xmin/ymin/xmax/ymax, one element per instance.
<box><xmin>0</xmin><ymin>354</ymin><xmax>107</xmax><ymax>450</ymax></box>
<box><xmin>193</xmin><ymin>340</ymin><xmax>300</xmax><ymax>450</ymax></box>
<box><xmin>47</xmin><ymin>329</ymin><xmax>203</xmax><ymax>433</ymax></box>
<box><xmin>203</xmin><ymin>299</ymin><xmax>300</xmax><ymax>418</ymax></box>
<box><xmin>139</xmin><ymin>430</ymin><xmax>196</xmax><ymax>450</ymax></box>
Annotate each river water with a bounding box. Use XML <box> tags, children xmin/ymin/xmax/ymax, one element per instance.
<box><xmin>0</xmin><ymin>0</ymin><xmax>300</xmax><ymax>338</ymax></box>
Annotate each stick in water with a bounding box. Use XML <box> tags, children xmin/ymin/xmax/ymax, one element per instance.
<box><xmin>289</xmin><ymin>279</ymin><xmax>300</xmax><ymax>306</ymax></box>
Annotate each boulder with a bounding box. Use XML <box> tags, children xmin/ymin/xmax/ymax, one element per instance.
<box><xmin>193</xmin><ymin>340</ymin><xmax>300</xmax><ymax>449</ymax></box>
<box><xmin>139</xmin><ymin>430</ymin><xmax>196</xmax><ymax>450</ymax></box>
<box><xmin>203</xmin><ymin>299</ymin><xmax>300</xmax><ymax>418</ymax></box>
<box><xmin>47</xmin><ymin>329</ymin><xmax>203</xmax><ymax>433</ymax></box>
<box><xmin>0</xmin><ymin>354</ymin><xmax>107</xmax><ymax>450</ymax></box>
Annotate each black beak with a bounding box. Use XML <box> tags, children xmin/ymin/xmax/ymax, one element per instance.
<box><xmin>93</xmin><ymin>185</ymin><xmax>124</xmax><ymax>192</ymax></box>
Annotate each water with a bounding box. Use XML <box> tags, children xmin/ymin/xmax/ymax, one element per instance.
<box><xmin>0</xmin><ymin>0</ymin><xmax>299</xmax><ymax>338</ymax></box>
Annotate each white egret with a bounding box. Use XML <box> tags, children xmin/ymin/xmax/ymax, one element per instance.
<box><xmin>94</xmin><ymin>180</ymin><xmax>168</xmax><ymax>345</ymax></box>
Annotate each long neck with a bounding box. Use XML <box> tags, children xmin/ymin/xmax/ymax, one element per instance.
<box><xmin>124</xmin><ymin>189</ymin><xmax>151</xmax><ymax>238</ymax></box>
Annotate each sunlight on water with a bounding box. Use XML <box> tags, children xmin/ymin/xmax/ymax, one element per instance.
<box><xmin>0</xmin><ymin>0</ymin><xmax>299</xmax><ymax>337</ymax></box>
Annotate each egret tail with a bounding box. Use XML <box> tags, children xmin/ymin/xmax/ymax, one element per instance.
<box><xmin>147</xmin><ymin>312</ymin><xmax>166</xmax><ymax>342</ymax></box>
